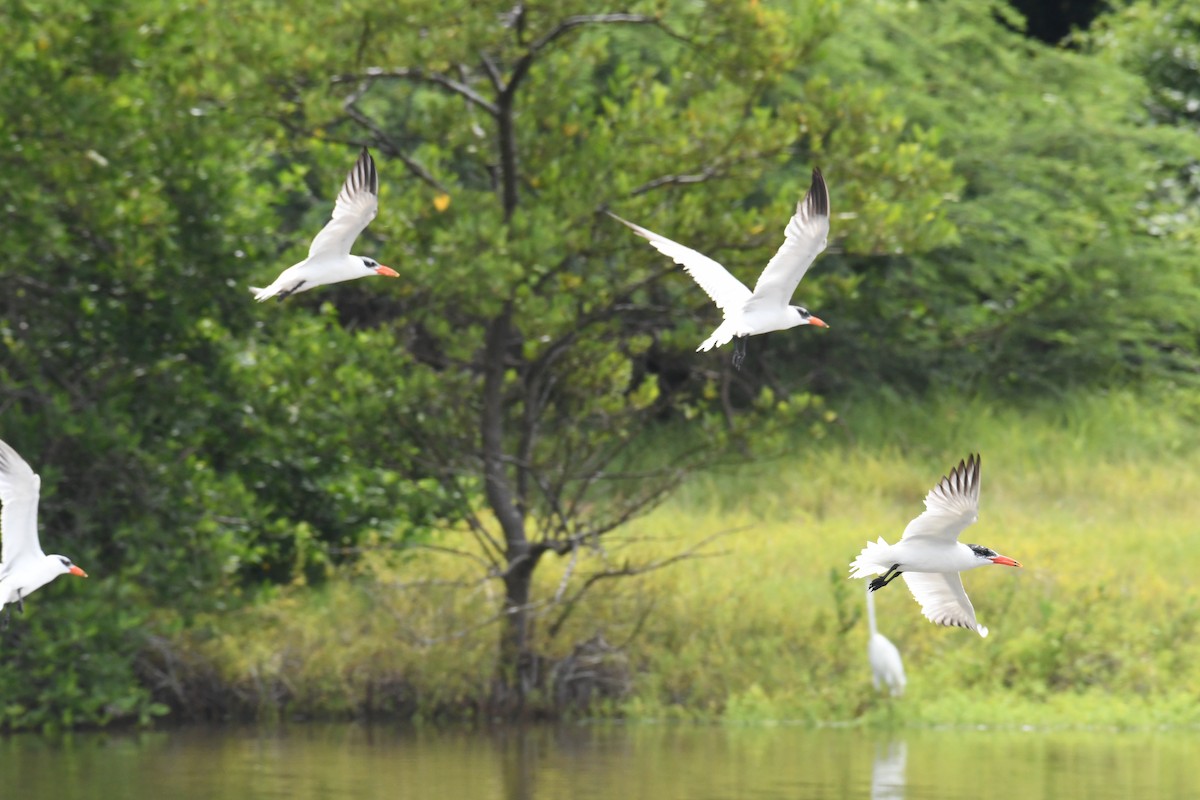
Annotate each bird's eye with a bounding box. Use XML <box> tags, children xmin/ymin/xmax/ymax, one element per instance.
<box><xmin>59</xmin><ymin>557</ymin><xmax>71</xmax><ymax>567</ymax></box>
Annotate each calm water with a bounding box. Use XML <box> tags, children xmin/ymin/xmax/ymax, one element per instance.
<box><xmin>2</xmin><ymin>723</ymin><xmax>1197</xmax><ymax>799</ymax></box>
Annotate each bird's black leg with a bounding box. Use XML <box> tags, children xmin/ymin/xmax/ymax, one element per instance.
<box><xmin>868</xmin><ymin>564</ymin><xmax>903</xmax><ymax>592</ymax></box>
<box><xmin>732</xmin><ymin>336</ymin><xmax>747</xmax><ymax>371</ymax></box>
<box><xmin>16</xmin><ymin>591</ymin><xmax>24</xmax><ymax>614</ymax></box>
<box><xmin>1</xmin><ymin>606</ymin><xmax>9</xmax><ymax>630</ymax></box>
<box><xmin>276</xmin><ymin>280</ymin><xmax>306</xmax><ymax>301</ymax></box>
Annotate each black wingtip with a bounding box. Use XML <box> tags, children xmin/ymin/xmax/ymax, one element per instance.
<box><xmin>349</xmin><ymin>146</ymin><xmax>378</xmax><ymax>197</ymax></box>
<box><xmin>952</xmin><ymin>453</ymin><xmax>981</xmax><ymax>493</ymax></box>
<box><xmin>805</xmin><ymin>166</ymin><xmax>830</xmax><ymax>219</ymax></box>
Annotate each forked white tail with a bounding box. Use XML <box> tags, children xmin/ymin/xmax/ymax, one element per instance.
<box><xmin>849</xmin><ymin>537</ymin><xmax>891</xmax><ymax>579</ymax></box>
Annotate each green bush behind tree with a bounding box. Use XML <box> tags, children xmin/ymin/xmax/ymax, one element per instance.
<box><xmin>0</xmin><ymin>0</ymin><xmax>1197</xmax><ymax>728</ymax></box>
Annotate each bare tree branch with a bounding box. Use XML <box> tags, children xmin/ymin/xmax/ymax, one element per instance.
<box><xmin>340</xmin><ymin>91</ymin><xmax>451</xmax><ymax>193</ymax></box>
<box><xmin>545</xmin><ymin>529</ymin><xmax>735</xmax><ymax>639</ymax></box>
<box><xmin>527</xmin><ymin>13</ymin><xmax>688</xmax><ymax>61</ymax></box>
<box><xmin>552</xmin><ymin>541</ymin><xmax>579</xmax><ymax>604</ymax></box>
<box><xmin>479</xmin><ymin>52</ymin><xmax>506</xmax><ymax>95</ymax></box>
<box><xmin>331</xmin><ymin>67</ymin><xmax>499</xmax><ymax>116</ymax></box>
<box><xmin>630</xmin><ymin>165</ymin><xmax>721</xmax><ymax>197</ymax></box>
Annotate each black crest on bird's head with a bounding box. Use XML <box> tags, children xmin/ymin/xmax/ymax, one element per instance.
<box><xmin>967</xmin><ymin>544</ymin><xmax>997</xmax><ymax>559</ymax></box>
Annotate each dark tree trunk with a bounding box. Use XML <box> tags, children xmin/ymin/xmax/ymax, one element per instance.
<box><xmin>500</xmin><ymin>542</ymin><xmax>539</xmax><ymax>714</ymax></box>
<box><xmin>481</xmin><ymin>309</ymin><xmax>541</xmax><ymax>712</ymax></box>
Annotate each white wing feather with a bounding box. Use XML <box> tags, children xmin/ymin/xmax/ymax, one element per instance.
<box><xmin>899</xmin><ymin>454</ymin><xmax>981</xmax><ymax>544</ymax></box>
<box><xmin>0</xmin><ymin>439</ymin><xmax>45</xmax><ymax>573</ymax></box>
<box><xmin>307</xmin><ymin>148</ymin><xmax>380</xmax><ymax>259</ymax></box>
<box><xmin>745</xmin><ymin>167</ymin><xmax>830</xmax><ymax>312</ymax></box>
<box><xmin>901</xmin><ymin>571</ymin><xmax>988</xmax><ymax>637</ymax></box>
<box><xmin>609</xmin><ymin>212</ymin><xmax>751</xmax><ymax>314</ymax></box>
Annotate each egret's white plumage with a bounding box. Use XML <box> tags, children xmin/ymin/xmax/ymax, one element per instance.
<box><xmin>252</xmin><ymin>147</ymin><xmax>398</xmax><ymax>302</ymax></box>
<box><xmin>610</xmin><ymin>168</ymin><xmax>831</xmax><ymax>367</ymax></box>
<box><xmin>849</xmin><ymin>455</ymin><xmax>1021</xmax><ymax>637</ymax></box>
<box><xmin>866</xmin><ymin>585</ymin><xmax>906</xmax><ymax>696</ymax></box>
<box><xmin>0</xmin><ymin>439</ymin><xmax>87</xmax><ymax>614</ymax></box>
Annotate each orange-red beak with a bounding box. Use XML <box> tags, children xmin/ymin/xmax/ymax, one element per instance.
<box><xmin>808</xmin><ymin>315</ymin><xmax>829</xmax><ymax>328</ymax></box>
<box><xmin>375</xmin><ymin>265</ymin><xmax>399</xmax><ymax>278</ymax></box>
<box><xmin>69</xmin><ymin>565</ymin><xmax>88</xmax><ymax>578</ymax></box>
<box><xmin>989</xmin><ymin>556</ymin><xmax>1021</xmax><ymax>568</ymax></box>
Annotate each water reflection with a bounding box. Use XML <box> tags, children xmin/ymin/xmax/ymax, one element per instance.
<box><xmin>2</xmin><ymin>723</ymin><xmax>1198</xmax><ymax>799</ymax></box>
<box><xmin>871</xmin><ymin>740</ymin><xmax>907</xmax><ymax>800</ymax></box>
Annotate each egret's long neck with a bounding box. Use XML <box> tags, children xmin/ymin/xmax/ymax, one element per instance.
<box><xmin>865</xmin><ymin>584</ymin><xmax>878</xmax><ymax>635</ymax></box>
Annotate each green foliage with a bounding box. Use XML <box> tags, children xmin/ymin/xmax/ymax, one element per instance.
<box><xmin>776</xmin><ymin>0</ymin><xmax>1200</xmax><ymax>394</ymax></box>
<box><xmin>0</xmin><ymin>577</ymin><xmax>167</xmax><ymax>731</ymax></box>
<box><xmin>3</xmin><ymin>0</ymin><xmax>1200</xmax><ymax>730</ymax></box>
<box><xmin>164</xmin><ymin>389</ymin><xmax>1200</xmax><ymax>727</ymax></box>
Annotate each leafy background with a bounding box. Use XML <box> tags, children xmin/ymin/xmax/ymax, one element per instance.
<box><xmin>1</xmin><ymin>0</ymin><xmax>1198</xmax><ymax>729</ymax></box>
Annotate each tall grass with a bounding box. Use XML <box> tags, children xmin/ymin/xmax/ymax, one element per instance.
<box><xmin>164</xmin><ymin>388</ymin><xmax>1200</xmax><ymax>727</ymax></box>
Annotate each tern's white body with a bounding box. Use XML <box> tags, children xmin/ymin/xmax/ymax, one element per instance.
<box><xmin>611</xmin><ymin>167</ymin><xmax>831</xmax><ymax>355</ymax></box>
<box><xmin>849</xmin><ymin>455</ymin><xmax>1021</xmax><ymax>637</ymax></box>
<box><xmin>0</xmin><ymin>438</ymin><xmax>87</xmax><ymax>611</ymax></box>
<box><xmin>252</xmin><ymin>147</ymin><xmax>398</xmax><ymax>301</ymax></box>
<box><xmin>866</xmin><ymin>585</ymin><xmax>906</xmax><ymax>696</ymax></box>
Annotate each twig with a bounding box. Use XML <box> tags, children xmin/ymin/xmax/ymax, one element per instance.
<box><xmin>341</xmin><ymin>92</ymin><xmax>450</xmax><ymax>193</ymax></box>
<box><xmin>552</xmin><ymin>541</ymin><xmax>579</xmax><ymax>604</ymax></box>
<box><xmin>630</xmin><ymin>165</ymin><xmax>720</xmax><ymax>197</ymax></box>
<box><xmin>545</xmin><ymin>529</ymin><xmax>735</xmax><ymax>638</ymax></box>
<box><xmin>331</xmin><ymin>67</ymin><xmax>499</xmax><ymax>116</ymax></box>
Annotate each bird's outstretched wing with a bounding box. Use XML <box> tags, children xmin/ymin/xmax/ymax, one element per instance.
<box><xmin>307</xmin><ymin>147</ymin><xmax>380</xmax><ymax>259</ymax></box>
<box><xmin>745</xmin><ymin>167</ymin><xmax>830</xmax><ymax>312</ymax></box>
<box><xmin>609</xmin><ymin>212</ymin><xmax>752</xmax><ymax>314</ymax></box>
<box><xmin>901</xmin><ymin>571</ymin><xmax>988</xmax><ymax>637</ymax></box>
<box><xmin>0</xmin><ymin>438</ymin><xmax>44</xmax><ymax>572</ymax></box>
<box><xmin>899</xmin><ymin>454</ymin><xmax>981</xmax><ymax>544</ymax></box>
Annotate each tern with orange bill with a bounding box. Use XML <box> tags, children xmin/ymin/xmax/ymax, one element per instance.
<box><xmin>610</xmin><ymin>167</ymin><xmax>831</xmax><ymax>369</ymax></box>
<box><xmin>252</xmin><ymin>147</ymin><xmax>398</xmax><ymax>301</ymax></box>
<box><xmin>849</xmin><ymin>454</ymin><xmax>1021</xmax><ymax>637</ymax></box>
<box><xmin>0</xmin><ymin>438</ymin><xmax>87</xmax><ymax>621</ymax></box>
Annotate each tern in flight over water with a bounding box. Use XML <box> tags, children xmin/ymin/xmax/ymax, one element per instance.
<box><xmin>849</xmin><ymin>454</ymin><xmax>1022</xmax><ymax>637</ymax></box>
<box><xmin>252</xmin><ymin>147</ymin><xmax>398</xmax><ymax>301</ymax></box>
<box><xmin>0</xmin><ymin>438</ymin><xmax>87</xmax><ymax>622</ymax></box>
<box><xmin>610</xmin><ymin>167</ymin><xmax>831</xmax><ymax>369</ymax></box>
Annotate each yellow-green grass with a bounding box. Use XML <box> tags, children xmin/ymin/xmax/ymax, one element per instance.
<box><xmin>176</xmin><ymin>388</ymin><xmax>1200</xmax><ymax>727</ymax></box>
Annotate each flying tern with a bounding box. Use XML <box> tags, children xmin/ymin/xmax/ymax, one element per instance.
<box><xmin>252</xmin><ymin>147</ymin><xmax>398</xmax><ymax>302</ymax></box>
<box><xmin>610</xmin><ymin>167</ymin><xmax>831</xmax><ymax>369</ymax></box>
<box><xmin>849</xmin><ymin>454</ymin><xmax>1021</xmax><ymax>637</ymax></box>
<box><xmin>0</xmin><ymin>438</ymin><xmax>87</xmax><ymax>620</ymax></box>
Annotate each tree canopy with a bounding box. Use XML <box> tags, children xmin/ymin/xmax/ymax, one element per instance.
<box><xmin>0</xmin><ymin>0</ymin><xmax>1198</xmax><ymax>728</ymax></box>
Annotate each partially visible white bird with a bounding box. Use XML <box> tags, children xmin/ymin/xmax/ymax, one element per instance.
<box><xmin>866</xmin><ymin>584</ymin><xmax>906</xmax><ymax>697</ymax></box>
<box><xmin>252</xmin><ymin>147</ymin><xmax>399</xmax><ymax>302</ymax></box>
<box><xmin>610</xmin><ymin>167</ymin><xmax>831</xmax><ymax>369</ymax></box>
<box><xmin>848</xmin><ymin>454</ymin><xmax>1021</xmax><ymax>637</ymax></box>
<box><xmin>0</xmin><ymin>438</ymin><xmax>87</xmax><ymax>619</ymax></box>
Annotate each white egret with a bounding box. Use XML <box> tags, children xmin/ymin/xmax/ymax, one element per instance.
<box><xmin>866</xmin><ymin>584</ymin><xmax>906</xmax><ymax>696</ymax></box>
